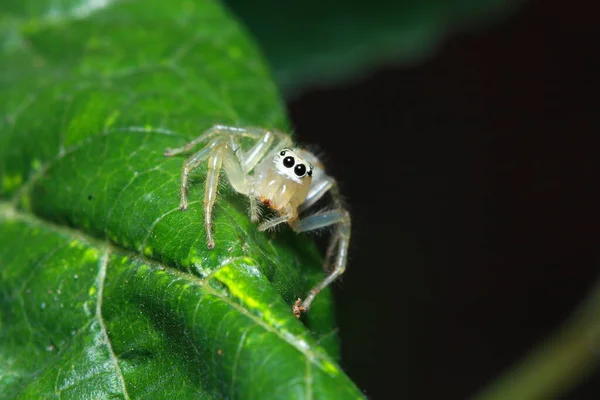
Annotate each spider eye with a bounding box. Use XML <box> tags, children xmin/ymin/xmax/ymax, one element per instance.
<box><xmin>307</xmin><ymin>169</ymin><xmax>312</xmax><ymax>177</ymax></box>
<box><xmin>294</xmin><ymin>164</ymin><xmax>307</xmax><ymax>177</ymax></box>
<box><xmin>280</xmin><ymin>150</ymin><xmax>286</xmax><ymax>156</ymax></box>
<box><xmin>283</xmin><ymin>156</ymin><xmax>295</xmax><ymax>168</ymax></box>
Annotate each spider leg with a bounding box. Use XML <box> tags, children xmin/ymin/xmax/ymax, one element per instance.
<box><xmin>257</xmin><ymin>205</ymin><xmax>296</xmax><ymax>231</ymax></box>
<box><xmin>239</xmin><ymin>130</ymin><xmax>292</xmax><ymax>173</ymax></box>
<box><xmin>177</xmin><ymin>144</ymin><xmax>215</xmax><ymax>211</ymax></box>
<box><xmin>291</xmin><ymin>209</ymin><xmax>351</xmax><ymax>315</ymax></box>
<box><xmin>295</xmin><ymin>150</ymin><xmax>342</xmax><ymax>213</ymax></box>
<box><xmin>164</xmin><ymin>125</ymin><xmax>251</xmax><ymax>156</ymax></box>
<box><xmin>249</xmin><ymin>196</ymin><xmax>260</xmax><ymax>223</ymax></box>
<box><xmin>203</xmin><ymin>139</ymin><xmax>256</xmax><ymax>249</ymax></box>
<box><xmin>203</xmin><ymin>145</ymin><xmax>225</xmax><ymax>249</ymax></box>
<box><xmin>298</xmin><ymin>176</ymin><xmax>335</xmax><ymax>213</ymax></box>
<box><xmin>164</xmin><ymin>124</ymin><xmax>289</xmax><ymax>158</ymax></box>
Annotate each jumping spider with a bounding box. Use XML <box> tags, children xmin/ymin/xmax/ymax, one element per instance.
<box><xmin>164</xmin><ymin>125</ymin><xmax>350</xmax><ymax>317</ymax></box>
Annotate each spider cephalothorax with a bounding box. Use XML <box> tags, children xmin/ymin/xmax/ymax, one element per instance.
<box><xmin>164</xmin><ymin>125</ymin><xmax>350</xmax><ymax>317</ymax></box>
<box><xmin>252</xmin><ymin>148</ymin><xmax>314</xmax><ymax>218</ymax></box>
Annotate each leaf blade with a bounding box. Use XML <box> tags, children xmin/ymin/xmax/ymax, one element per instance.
<box><xmin>0</xmin><ymin>0</ymin><xmax>361</xmax><ymax>398</ymax></box>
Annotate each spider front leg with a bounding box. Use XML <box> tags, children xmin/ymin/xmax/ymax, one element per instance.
<box><xmin>291</xmin><ymin>209</ymin><xmax>351</xmax><ymax>317</ymax></box>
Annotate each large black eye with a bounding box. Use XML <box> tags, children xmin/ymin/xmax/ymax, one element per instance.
<box><xmin>283</xmin><ymin>156</ymin><xmax>295</xmax><ymax>168</ymax></box>
<box><xmin>294</xmin><ymin>164</ymin><xmax>307</xmax><ymax>177</ymax></box>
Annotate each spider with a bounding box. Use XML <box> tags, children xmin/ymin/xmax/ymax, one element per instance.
<box><xmin>164</xmin><ymin>124</ymin><xmax>351</xmax><ymax>317</ymax></box>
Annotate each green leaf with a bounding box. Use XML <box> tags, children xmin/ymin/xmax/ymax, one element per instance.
<box><xmin>0</xmin><ymin>1</ymin><xmax>363</xmax><ymax>398</ymax></box>
<box><xmin>224</xmin><ymin>0</ymin><xmax>520</xmax><ymax>95</ymax></box>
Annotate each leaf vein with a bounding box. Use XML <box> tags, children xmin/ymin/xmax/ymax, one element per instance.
<box><xmin>10</xmin><ymin>126</ymin><xmax>185</xmax><ymax>206</ymax></box>
<box><xmin>305</xmin><ymin>355</ymin><xmax>313</xmax><ymax>400</ymax></box>
<box><xmin>230</xmin><ymin>325</ymin><xmax>251</xmax><ymax>400</ymax></box>
<box><xmin>96</xmin><ymin>247</ymin><xmax>130</xmax><ymax>400</ymax></box>
<box><xmin>104</xmin><ymin>165</ymin><xmax>162</xmax><ymax>239</ymax></box>
<box><xmin>139</xmin><ymin>201</ymin><xmax>200</xmax><ymax>253</ymax></box>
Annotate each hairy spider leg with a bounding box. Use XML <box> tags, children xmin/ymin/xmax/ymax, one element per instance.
<box><xmin>298</xmin><ymin>177</ymin><xmax>335</xmax><ymax>213</ymax></box>
<box><xmin>293</xmin><ymin>149</ymin><xmax>334</xmax><ymax>213</ymax></box>
<box><xmin>292</xmin><ymin>209</ymin><xmax>351</xmax><ymax>314</ymax></box>
<box><xmin>292</xmin><ymin>170</ymin><xmax>350</xmax><ymax>315</ymax></box>
<box><xmin>173</xmin><ymin>144</ymin><xmax>214</xmax><ymax>211</ymax></box>
<box><xmin>257</xmin><ymin>203</ymin><xmax>297</xmax><ymax>231</ymax></box>
<box><xmin>239</xmin><ymin>130</ymin><xmax>292</xmax><ymax>173</ymax></box>
<box><xmin>203</xmin><ymin>141</ymin><xmax>228</xmax><ymax>248</ymax></box>
<box><xmin>164</xmin><ymin>125</ymin><xmax>264</xmax><ymax>156</ymax></box>
<box><xmin>320</xmin><ymin>183</ymin><xmax>347</xmax><ymax>270</ymax></box>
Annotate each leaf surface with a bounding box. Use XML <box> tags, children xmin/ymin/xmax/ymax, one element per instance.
<box><xmin>0</xmin><ymin>0</ymin><xmax>362</xmax><ymax>398</ymax></box>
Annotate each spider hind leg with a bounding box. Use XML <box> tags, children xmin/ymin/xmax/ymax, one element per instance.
<box><xmin>292</xmin><ymin>208</ymin><xmax>351</xmax><ymax>316</ymax></box>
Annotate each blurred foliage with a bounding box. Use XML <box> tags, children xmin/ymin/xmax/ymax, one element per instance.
<box><xmin>474</xmin><ymin>278</ymin><xmax>600</xmax><ymax>399</ymax></box>
<box><xmin>224</xmin><ymin>0</ymin><xmax>519</xmax><ymax>96</ymax></box>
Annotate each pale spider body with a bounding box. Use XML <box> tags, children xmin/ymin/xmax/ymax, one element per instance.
<box><xmin>164</xmin><ymin>125</ymin><xmax>350</xmax><ymax>317</ymax></box>
<box><xmin>250</xmin><ymin>149</ymin><xmax>313</xmax><ymax>217</ymax></box>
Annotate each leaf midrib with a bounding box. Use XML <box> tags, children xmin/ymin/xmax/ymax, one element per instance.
<box><xmin>94</xmin><ymin>247</ymin><xmax>131</xmax><ymax>400</ymax></box>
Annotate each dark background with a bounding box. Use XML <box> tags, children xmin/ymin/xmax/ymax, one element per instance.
<box><xmin>286</xmin><ymin>0</ymin><xmax>599</xmax><ymax>398</ymax></box>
